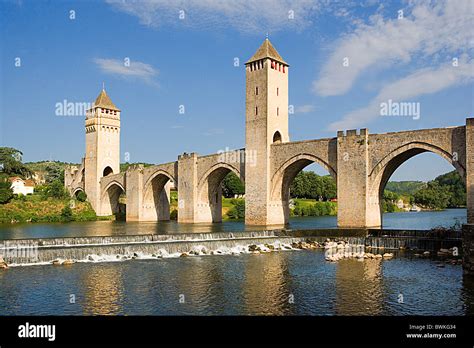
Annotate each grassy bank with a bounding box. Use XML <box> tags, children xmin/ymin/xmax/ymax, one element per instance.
<box><xmin>0</xmin><ymin>194</ymin><xmax>112</xmax><ymax>224</ymax></box>
<box><xmin>291</xmin><ymin>199</ymin><xmax>337</xmax><ymax>217</ymax></box>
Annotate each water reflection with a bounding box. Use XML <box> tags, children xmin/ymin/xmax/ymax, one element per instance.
<box><xmin>462</xmin><ymin>276</ymin><xmax>474</xmax><ymax>315</ymax></box>
<box><xmin>0</xmin><ymin>250</ymin><xmax>470</xmax><ymax>315</ymax></box>
<box><xmin>81</xmin><ymin>264</ymin><xmax>124</xmax><ymax>315</ymax></box>
<box><xmin>335</xmin><ymin>259</ymin><xmax>384</xmax><ymax>315</ymax></box>
<box><xmin>242</xmin><ymin>253</ymin><xmax>293</xmax><ymax>315</ymax></box>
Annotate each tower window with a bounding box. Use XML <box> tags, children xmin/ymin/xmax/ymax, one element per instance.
<box><xmin>255</xmin><ymin>106</ymin><xmax>258</xmax><ymax>115</ymax></box>
<box><xmin>277</xmin><ymin>87</ymin><xmax>279</xmax><ymax>96</ymax></box>
<box><xmin>103</xmin><ymin>166</ymin><xmax>113</xmax><ymax>177</ymax></box>
<box><xmin>273</xmin><ymin>131</ymin><xmax>282</xmax><ymax>144</ymax></box>
<box><xmin>277</xmin><ymin>107</ymin><xmax>279</xmax><ymax>116</ymax></box>
<box><xmin>255</xmin><ymin>86</ymin><xmax>258</xmax><ymax>95</ymax></box>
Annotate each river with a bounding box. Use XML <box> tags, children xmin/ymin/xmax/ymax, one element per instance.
<box><xmin>0</xmin><ymin>209</ymin><xmax>471</xmax><ymax>316</ymax></box>
<box><xmin>0</xmin><ymin>209</ymin><xmax>466</xmax><ymax>240</ymax></box>
<box><xmin>1</xmin><ymin>249</ymin><xmax>473</xmax><ymax>315</ymax></box>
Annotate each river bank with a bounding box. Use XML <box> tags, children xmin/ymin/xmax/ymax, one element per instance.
<box><xmin>0</xmin><ymin>195</ymin><xmax>113</xmax><ymax>224</ymax></box>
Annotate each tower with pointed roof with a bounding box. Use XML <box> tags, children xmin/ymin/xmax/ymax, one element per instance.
<box><xmin>84</xmin><ymin>88</ymin><xmax>121</xmax><ymax>213</ymax></box>
<box><xmin>245</xmin><ymin>38</ymin><xmax>289</xmax><ymax>225</ymax></box>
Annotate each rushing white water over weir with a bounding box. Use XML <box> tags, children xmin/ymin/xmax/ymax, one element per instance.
<box><xmin>0</xmin><ymin>229</ymin><xmax>461</xmax><ymax>267</ymax></box>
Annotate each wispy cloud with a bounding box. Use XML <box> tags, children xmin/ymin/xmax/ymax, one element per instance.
<box><xmin>295</xmin><ymin>104</ymin><xmax>315</xmax><ymax>114</ymax></box>
<box><xmin>105</xmin><ymin>0</ymin><xmax>354</xmax><ymax>34</ymax></box>
<box><xmin>313</xmin><ymin>1</ymin><xmax>473</xmax><ymax>97</ymax></box>
<box><xmin>93</xmin><ymin>58</ymin><xmax>159</xmax><ymax>85</ymax></box>
<box><xmin>328</xmin><ymin>56</ymin><xmax>474</xmax><ymax>131</ymax></box>
<box><xmin>203</xmin><ymin>128</ymin><xmax>225</xmax><ymax>136</ymax></box>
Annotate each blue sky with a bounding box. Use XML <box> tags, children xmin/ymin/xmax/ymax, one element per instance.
<box><xmin>0</xmin><ymin>0</ymin><xmax>473</xmax><ymax>181</ymax></box>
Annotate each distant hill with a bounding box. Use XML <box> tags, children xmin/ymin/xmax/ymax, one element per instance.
<box><xmin>385</xmin><ymin>181</ymin><xmax>426</xmax><ymax>195</ymax></box>
<box><xmin>24</xmin><ymin>161</ymin><xmax>78</xmax><ymax>173</ymax></box>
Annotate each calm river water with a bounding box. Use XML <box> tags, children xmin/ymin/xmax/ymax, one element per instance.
<box><xmin>0</xmin><ymin>209</ymin><xmax>466</xmax><ymax>240</ymax></box>
<box><xmin>1</xmin><ymin>250</ymin><xmax>473</xmax><ymax>315</ymax></box>
<box><xmin>0</xmin><ymin>209</ymin><xmax>471</xmax><ymax>316</ymax></box>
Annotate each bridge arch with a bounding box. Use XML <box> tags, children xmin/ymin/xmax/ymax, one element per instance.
<box><xmin>271</xmin><ymin>153</ymin><xmax>336</xmax><ymax>201</ymax></box>
<box><xmin>196</xmin><ymin>162</ymin><xmax>244</xmax><ymax>222</ymax></box>
<box><xmin>269</xmin><ymin>153</ymin><xmax>337</xmax><ymax>225</ymax></box>
<box><xmin>100</xmin><ymin>181</ymin><xmax>126</xmax><ymax>219</ymax></box>
<box><xmin>142</xmin><ymin>170</ymin><xmax>176</xmax><ymax>221</ymax></box>
<box><xmin>72</xmin><ymin>187</ymin><xmax>85</xmax><ymax>198</ymax></box>
<box><xmin>368</xmin><ymin>141</ymin><xmax>466</xmax><ymax>227</ymax></box>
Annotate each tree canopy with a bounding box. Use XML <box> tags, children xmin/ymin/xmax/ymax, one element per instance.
<box><xmin>221</xmin><ymin>172</ymin><xmax>245</xmax><ymax>198</ymax></box>
<box><xmin>0</xmin><ymin>147</ymin><xmax>32</xmax><ymax>178</ymax></box>
<box><xmin>290</xmin><ymin>171</ymin><xmax>336</xmax><ymax>201</ymax></box>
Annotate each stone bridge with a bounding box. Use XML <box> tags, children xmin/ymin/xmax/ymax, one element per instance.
<box><xmin>74</xmin><ymin>119</ymin><xmax>472</xmax><ymax>228</ymax></box>
<box><xmin>92</xmin><ymin>151</ymin><xmax>246</xmax><ymax>224</ymax></box>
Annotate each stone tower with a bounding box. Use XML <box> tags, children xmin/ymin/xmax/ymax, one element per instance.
<box><xmin>244</xmin><ymin>38</ymin><xmax>289</xmax><ymax>225</ymax></box>
<box><xmin>84</xmin><ymin>88</ymin><xmax>121</xmax><ymax>213</ymax></box>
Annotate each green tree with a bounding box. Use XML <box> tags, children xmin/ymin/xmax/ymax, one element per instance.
<box><xmin>45</xmin><ymin>162</ymin><xmax>64</xmax><ymax>184</ymax></box>
<box><xmin>434</xmin><ymin>170</ymin><xmax>466</xmax><ymax>207</ymax></box>
<box><xmin>0</xmin><ymin>147</ymin><xmax>33</xmax><ymax>178</ymax></box>
<box><xmin>290</xmin><ymin>171</ymin><xmax>337</xmax><ymax>200</ymax></box>
<box><xmin>414</xmin><ymin>181</ymin><xmax>451</xmax><ymax>209</ymax></box>
<box><xmin>0</xmin><ymin>178</ymin><xmax>14</xmax><ymax>204</ymax></box>
<box><xmin>76</xmin><ymin>191</ymin><xmax>87</xmax><ymax>202</ymax></box>
<box><xmin>226</xmin><ymin>199</ymin><xmax>245</xmax><ymax>219</ymax></box>
<box><xmin>60</xmin><ymin>205</ymin><xmax>74</xmax><ymax>222</ymax></box>
<box><xmin>45</xmin><ymin>180</ymin><xmax>69</xmax><ymax>199</ymax></box>
<box><xmin>221</xmin><ymin>172</ymin><xmax>245</xmax><ymax>198</ymax></box>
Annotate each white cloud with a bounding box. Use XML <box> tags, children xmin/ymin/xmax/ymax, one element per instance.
<box><xmin>93</xmin><ymin>58</ymin><xmax>159</xmax><ymax>85</ymax></box>
<box><xmin>105</xmin><ymin>0</ymin><xmax>326</xmax><ymax>34</ymax></box>
<box><xmin>328</xmin><ymin>56</ymin><xmax>474</xmax><ymax>131</ymax></box>
<box><xmin>203</xmin><ymin>128</ymin><xmax>225</xmax><ymax>136</ymax></box>
<box><xmin>295</xmin><ymin>104</ymin><xmax>315</xmax><ymax>113</ymax></box>
<box><xmin>313</xmin><ymin>1</ymin><xmax>474</xmax><ymax>97</ymax></box>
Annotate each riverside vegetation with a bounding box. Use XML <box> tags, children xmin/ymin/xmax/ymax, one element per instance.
<box><xmin>0</xmin><ymin>147</ymin><xmax>108</xmax><ymax>223</ymax></box>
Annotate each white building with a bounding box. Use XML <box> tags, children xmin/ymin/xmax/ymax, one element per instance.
<box><xmin>9</xmin><ymin>177</ymin><xmax>35</xmax><ymax>195</ymax></box>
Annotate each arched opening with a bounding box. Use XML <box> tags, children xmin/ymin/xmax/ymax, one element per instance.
<box><xmin>370</xmin><ymin>148</ymin><xmax>466</xmax><ymax>229</ymax></box>
<box><xmin>270</xmin><ymin>155</ymin><xmax>337</xmax><ymax>226</ymax></box>
<box><xmin>103</xmin><ymin>166</ymin><xmax>113</xmax><ymax>177</ymax></box>
<box><xmin>142</xmin><ymin>172</ymin><xmax>174</xmax><ymax>222</ymax></box>
<box><xmin>102</xmin><ymin>182</ymin><xmax>126</xmax><ymax>220</ymax></box>
<box><xmin>273</xmin><ymin>131</ymin><xmax>282</xmax><ymax>144</ymax></box>
<box><xmin>197</xmin><ymin>164</ymin><xmax>245</xmax><ymax>223</ymax></box>
<box><xmin>73</xmin><ymin>188</ymin><xmax>87</xmax><ymax>202</ymax></box>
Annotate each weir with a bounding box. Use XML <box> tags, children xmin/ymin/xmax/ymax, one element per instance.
<box><xmin>0</xmin><ymin>228</ymin><xmax>462</xmax><ymax>266</ymax></box>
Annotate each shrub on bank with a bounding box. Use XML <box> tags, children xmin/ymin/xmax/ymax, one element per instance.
<box><xmin>226</xmin><ymin>199</ymin><xmax>245</xmax><ymax>219</ymax></box>
<box><xmin>292</xmin><ymin>201</ymin><xmax>337</xmax><ymax>217</ymax></box>
<box><xmin>0</xmin><ymin>193</ymin><xmax>105</xmax><ymax>224</ymax></box>
<box><xmin>170</xmin><ymin>209</ymin><xmax>178</xmax><ymax>220</ymax></box>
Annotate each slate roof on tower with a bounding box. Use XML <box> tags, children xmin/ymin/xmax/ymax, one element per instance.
<box><xmin>94</xmin><ymin>89</ymin><xmax>120</xmax><ymax>111</ymax></box>
<box><xmin>246</xmin><ymin>38</ymin><xmax>288</xmax><ymax>66</ymax></box>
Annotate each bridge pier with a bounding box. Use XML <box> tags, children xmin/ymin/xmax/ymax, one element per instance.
<box><xmin>466</xmin><ymin>118</ymin><xmax>474</xmax><ymax>224</ymax></box>
<box><xmin>337</xmin><ymin>129</ymin><xmax>380</xmax><ymax>228</ymax></box>
<box><xmin>462</xmin><ymin>224</ymin><xmax>474</xmax><ymax>276</ymax></box>
<box><xmin>177</xmin><ymin>153</ymin><xmax>199</xmax><ymax>223</ymax></box>
<box><xmin>125</xmin><ymin>167</ymin><xmax>143</xmax><ymax>221</ymax></box>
